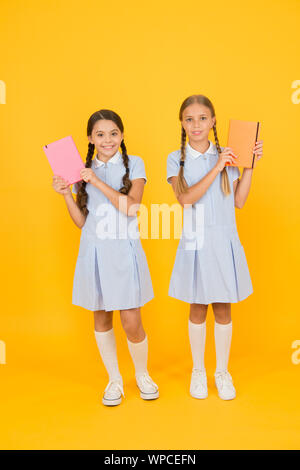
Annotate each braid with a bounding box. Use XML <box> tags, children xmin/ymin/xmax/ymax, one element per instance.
<box><xmin>213</xmin><ymin>123</ymin><xmax>231</xmax><ymax>196</ymax></box>
<box><xmin>175</xmin><ymin>126</ymin><xmax>189</xmax><ymax>196</ymax></box>
<box><xmin>76</xmin><ymin>142</ymin><xmax>94</xmax><ymax>217</ymax></box>
<box><xmin>181</xmin><ymin>125</ymin><xmax>186</xmax><ymax>159</ymax></box>
<box><xmin>119</xmin><ymin>139</ymin><xmax>132</xmax><ymax>195</ymax></box>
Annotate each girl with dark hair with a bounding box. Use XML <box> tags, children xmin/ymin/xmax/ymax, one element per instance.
<box><xmin>166</xmin><ymin>95</ymin><xmax>263</xmax><ymax>400</ymax></box>
<box><xmin>52</xmin><ymin>109</ymin><xmax>159</xmax><ymax>406</ymax></box>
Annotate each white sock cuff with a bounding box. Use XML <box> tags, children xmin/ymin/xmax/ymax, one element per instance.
<box><xmin>94</xmin><ymin>328</ymin><xmax>114</xmax><ymax>337</ymax></box>
<box><xmin>127</xmin><ymin>334</ymin><xmax>148</xmax><ymax>347</ymax></box>
<box><xmin>189</xmin><ymin>319</ymin><xmax>206</xmax><ymax>329</ymax></box>
<box><xmin>214</xmin><ymin>321</ymin><xmax>232</xmax><ymax>329</ymax></box>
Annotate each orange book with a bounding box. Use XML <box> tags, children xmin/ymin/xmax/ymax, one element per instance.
<box><xmin>226</xmin><ymin>119</ymin><xmax>261</xmax><ymax>168</ymax></box>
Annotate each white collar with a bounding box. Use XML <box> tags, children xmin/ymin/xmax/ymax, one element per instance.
<box><xmin>94</xmin><ymin>150</ymin><xmax>122</xmax><ymax>168</ymax></box>
<box><xmin>186</xmin><ymin>140</ymin><xmax>216</xmax><ymax>159</ymax></box>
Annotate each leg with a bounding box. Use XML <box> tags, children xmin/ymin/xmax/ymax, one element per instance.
<box><xmin>120</xmin><ymin>307</ymin><xmax>159</xmax><ymax>400</ymax></box>
<box><xmin>93</xmin><ymin>310</ymin><xmax>124</xmax><ymax>406</ymax></box>
<box><xmin>212</xmin><ymin>303</ymin><xmax>236</xmax><ymax>400</ymax></box>
<box><xmin>189</xmin><ymin>303</ymin><xmax>209</xmax><ymax>324</ymax></box>
<box><xmin>120</xmin><ymin>307</ymin><xmax>147</xmax><ymax>376</ymax></box>
<box><xmin>188</xmin><ymin>304</ymin><xmax>209</xmax><ymax>399</ymax></box>
<box><xmin>120</xmin><ymin>307</ymin><xmax>145</xmax><ymax>343</ymax></box>
<box><xmin>212</xmin><ymin>302</ymin><xmax>231</xmax><ymax>325</ymax></box>
<box><xmin>189</xmin><ymin>303</ymin><xmax>208</xmax><ymax>370</ymax></box>
<box><xmin>212</xmin><ymin>302</ymin><xmax>232</xmax><ymax>372</ymax></box>
<box><xmin>94</xmin><ymin>309</ymin><xmax>113</xmax><ymax>332</ymax></box>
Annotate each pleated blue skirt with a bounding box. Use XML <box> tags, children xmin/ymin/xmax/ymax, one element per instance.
<box><xmin>72</xmin><ymin>233</ymin><xmax>154</xmax><ymax>312</ymax></box>
<box><xmin>168</xmin><ymin>225</ymin><xmax>253</xmax><ymax>304</ymax></box>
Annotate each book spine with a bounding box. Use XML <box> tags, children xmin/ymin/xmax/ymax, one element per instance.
<box><xmin>252</xmin><ymin>122</ymin><xmax>260</xmax><ymax>169</ymax></box>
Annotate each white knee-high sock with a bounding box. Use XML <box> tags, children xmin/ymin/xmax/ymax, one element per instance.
<box><xmin>214</xmin><ymin>320</ymin><xmax>232</xmax><ymax>373</ymax></box>
<box><xmin>127</xmin><ymin>335</ymin><xmax>148</xmax><ymax>377</ymax></box>
<box><xmin>94</xmin><ymin>328</ymin><xmax>122</xmax><ymax>382</ymax></box>
<box><xmin>188</xmin><ymin>319</ymin><xmax>206</xmax><ymax>371</ymax></box>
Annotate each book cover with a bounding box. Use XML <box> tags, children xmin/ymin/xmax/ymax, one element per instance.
<box><xmin>226</xmin><ymin>119</ymin><xmax>261</xmax><ymax>168</ymax></box>
<box><xmin>43</xmin><ymin>135</ymin><xmax>85</xmax><ymax>185</ymax></box>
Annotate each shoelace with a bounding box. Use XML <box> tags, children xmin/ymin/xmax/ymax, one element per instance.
<box><xmin>104</xmin><ymin>379</ymin><xmax>125</xmax><ymax>398</ymax></box>
<box><xmin>137</xmin><ymin>372</ymin><xmax>158</xmax><ymax>391</ymax></box>
<box><xmin>215</xmin><ymin>371</ymin><xmax>233</xmax><ymax>390</ymax></box>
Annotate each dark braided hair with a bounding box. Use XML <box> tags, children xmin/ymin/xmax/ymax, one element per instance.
<box><xmin>76</xmin><ymin>109</ymin><xmax>132</xmax><ymax>216</ymax></box>
<box><xmin>176</xmin><ymin>94</ymin><xmax>231</xmax><ymax>197</ymax></box>
<box><xmin>76</xmin><ymin>142</ymin><xmax>94</xmax><ymax>217</ymax></box>
<box><xmin>119</xmin><ymin>139</ymin><xmax>132</xmax><ymax>194</ymax></box>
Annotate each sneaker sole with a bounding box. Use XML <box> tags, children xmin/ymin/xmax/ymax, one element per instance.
<box><xmin>216</xmin><ymin>393</ymin><xmax>236</xmax><ymax>400</ymax></box>
<box><xmin>139</xmin><ymin>390</ymin><xmax>159</xmax><ymax>400</ymax></box>
<box><xmin>102</xmin><ymin>396</ymin><xmax>122</xmax><ymax>406</ymax></box>
<box><xmin>215</xmin><ymin>380</ymin><xmax>236</xmax><ymax>400</ymax></box>
<box><xmin>190</xmin><ymin>391</ymin><xmax>208</xmax><ymax>399</ymax></box>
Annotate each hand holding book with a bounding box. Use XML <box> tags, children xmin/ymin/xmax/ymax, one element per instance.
<box><xmin>251</xmin><ymin>140</ymin><xmax>263</xmax><ymax>162</ymax></box>
<box><xmin>52</xmin><ymin>175</ymin><xmax>72</xmax><ymax>196</ymax></box>
<box><xmin>226</xmin><ymin>119</ymin><xmax>263</xmax><ymax>168</ymax></box>
<box><xmin>215</xmin><ymin>147</ymin><xmax>238</xmax><ymax>172</ymax></box>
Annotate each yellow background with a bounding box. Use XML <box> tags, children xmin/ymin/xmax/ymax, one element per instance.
<box><xmin>1</xmin><ymin>0</ymin><xmax>300</xmax><ymax>449</ymax></box>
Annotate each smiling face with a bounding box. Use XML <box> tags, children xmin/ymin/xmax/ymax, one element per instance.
<box><xmin>181</xmin><ymin>102</ymin><xmax>216</xmax><ymax>145</ymax></box>
<box><xmin>88</xmin><ymin>119</ymin><xmax>124</xmax><ymax>159</ymax></box>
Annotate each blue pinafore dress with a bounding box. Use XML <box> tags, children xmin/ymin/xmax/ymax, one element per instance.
<box><xmin>166</xmin><ymin>140</ymin><xmax>253</xmax><ymax>304</ymax></box>
<box><xmin>71</xmin><ymin>151</ymin><xmax>154</xmax><ymax>312</ymax></box>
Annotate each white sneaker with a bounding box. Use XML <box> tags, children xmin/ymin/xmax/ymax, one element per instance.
<box><xmin>102</xmin><ymin>378</ymin><xmax>125</xmax><ymax>406</ymax></box>
<box><xmin>214</xmin><ymin>370</ymin><xmax>236</xmax><ymax>400</ymax></box>
<box><xmin>190</xmin><ymin>369</ymin><xmax>208</xmax><ymax>399</ymax></box>
<box><xmin>136</xmin><ymin>372</ymin><xmax>159</xmax><ymax>400</ymax></box>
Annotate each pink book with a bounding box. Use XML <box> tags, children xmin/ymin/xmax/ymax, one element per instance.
<box><xmin>43</xmin><ymin>135</ymin><xmax>85</xmax><ymax>185</ymax></box>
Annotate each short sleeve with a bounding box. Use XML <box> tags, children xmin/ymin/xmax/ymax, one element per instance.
<box><xmin>227</xmin><ymin>165</ymin><xmax>241</xmax><ymax>183</ymax></box>
<box><xmin>72</xmin><ymin>182</ymin><xmax>79</xmax><ymax>194</ymax></box>
<box><xmin>130</xmin><ymin>156</ymin><xmax>147</xmax><ymax>184</ymax></box>
<box><xmin>167</xmin><ymin>151</ymin><xmax>180</xmax><ymax>184</ymax></box>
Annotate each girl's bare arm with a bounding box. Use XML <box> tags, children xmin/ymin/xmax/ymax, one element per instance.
<box><xmin>52</xmin><ymin>175</ymin><xmax>86</xmax><ymax>229</ymax></box>
<box><xmin>170</xmin><ymin>148</ymin><xmax>237</xmax><ymax>207</ymax></box>
<box><xmin>170</xmin><ymin>165</ymin><xmax>220</xmax><ymax>207</ymax></box>
<box><xmin>233</xmin><ymin>140</ymin><xmax>264</xmax><ymax>209</ymax></box>
<box><xmin>91</xmin><ymin>177</ymin><xmax>145</xmax><ymax>217</ymax></box>
<box><xmin>63</xmin><ymin>192</ymin><xmax>87</xmax><ymax>228</ymax></box>
<box><xmin>233</xmin><ymin>169</ymin><xmax>253</xmax><ymax>209</ymax></box>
